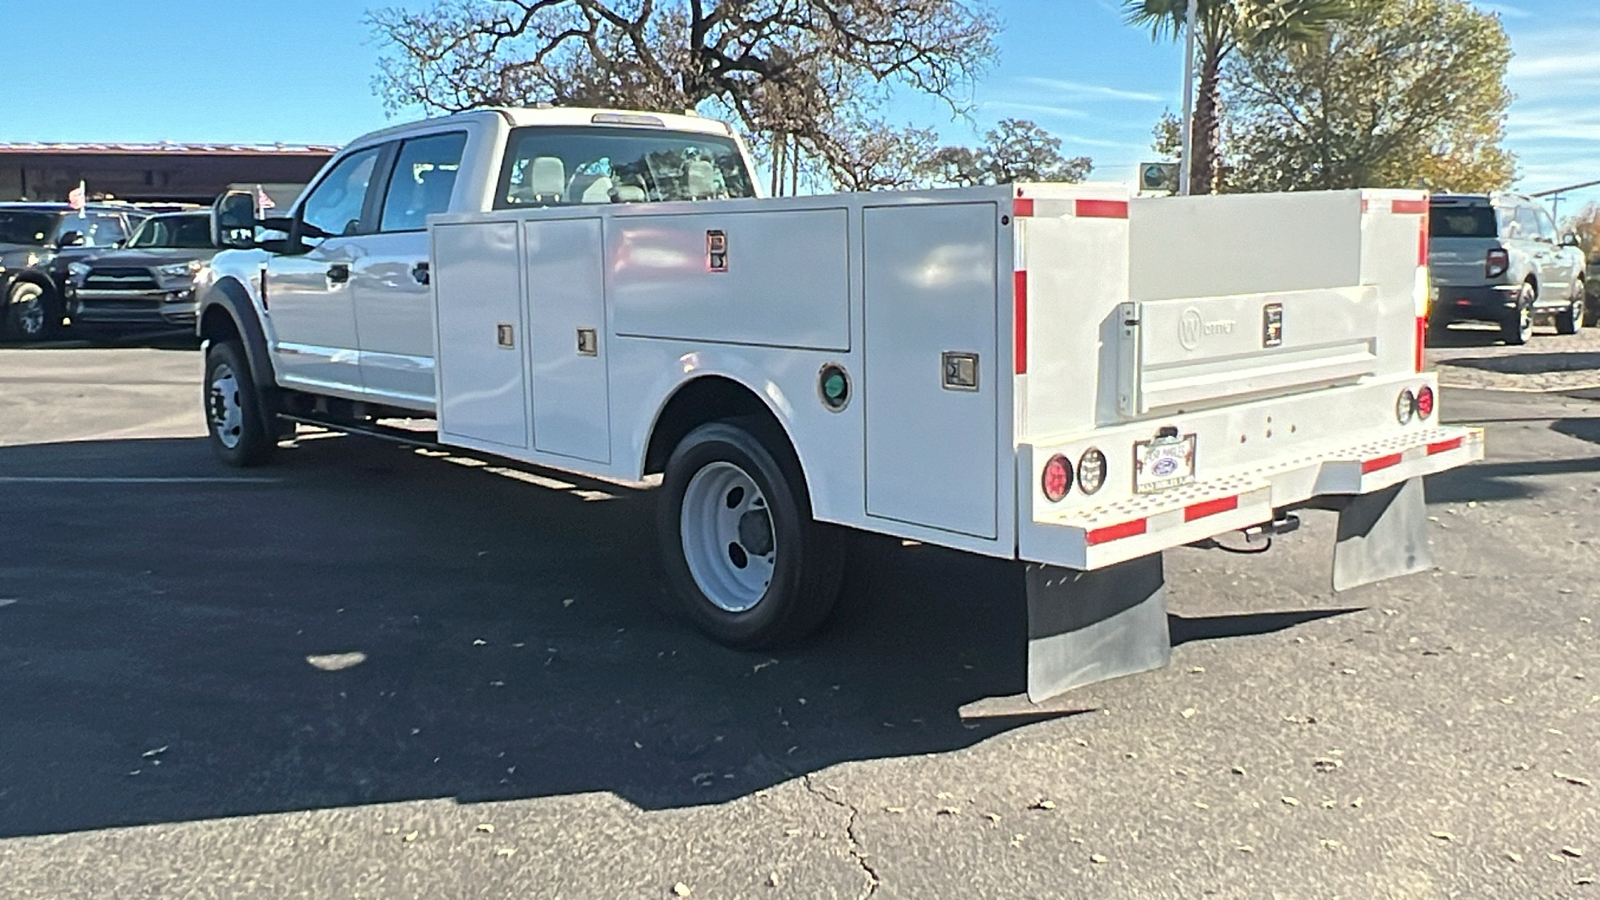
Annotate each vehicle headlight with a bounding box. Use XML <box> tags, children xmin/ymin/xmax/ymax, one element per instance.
<box><xmin>67</xmin><ymin>261</ymin><xmax>92</xmax><ymax>281</ymax></box>
<box><xmin>157</xmin><ymin>260</ymin><xmax>204</xmax><ymax>278</ymax></box>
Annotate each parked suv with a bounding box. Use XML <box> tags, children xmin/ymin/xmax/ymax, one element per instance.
<box><xmin>0</xmin><ymin>202</ymin><xmax>147</xmax><ymax>340</ymax></box>
<box><xmin>1428</xmin><ymin>193</ymin><xmax>1589</xmax><ymax>344</ymax></box>
<box><xmin>54</xmin><ymin>210</ymin><xmax>219</xmax><ymax>332</ymax></box>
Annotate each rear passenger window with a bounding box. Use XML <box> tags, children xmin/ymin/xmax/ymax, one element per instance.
<box><xmin>495</xmin><ymin>126</ymin><xmax>754</xmax><ymax>209</ymax></box>
<box><xmin>1512</xmin><ymin>206</ymin><xmax>1541</xmax><ymax>241</ymax></box>
<box><xmin>380</xmin><ymin>132</ymin><xmax>468</xmax><ymax>232</ymax></box>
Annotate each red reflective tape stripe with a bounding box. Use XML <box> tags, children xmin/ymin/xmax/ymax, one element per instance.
<box><xmin>1087</xmin><ymin>518</ymin><xmax>1147</xmax><ymax>545</ymax></box>
<box><xmin>1362</xmin><ymin>453</ymin><xmax>1403</xmax><ymax>474</ymax></box>
<box><xmin>1184</xmin><ymin>495</ymin><xmax>1239</xmax><ymax>522</ymax></box>
<box><xmin>1392</xmin><ymin>199</ymin><xmax>1428</xmax><ymax>215</ymax></box>
<box><xmin>1013</xmin><ymin>197</ymin><xmax>1034</xmax><ymax>218</ymax></box>
<box><xmin>1415</xmin><ymin>316</ymin><xmax>1427</xmax><ymax>373</ymax></box>
<box><xmin>1013</xmin><ymin>270</ymin><xmax>1028</xmax><ymax>375</ymax></box>
<box><xmin>1427</xmin><ymin>437</ymin><xmax>1464</xmax><ymax>456</ymax></box>
<box><xmin>1075</xmin><ymin>199</ymin><xmax>1129</xmax><ymax>219</ymax></box>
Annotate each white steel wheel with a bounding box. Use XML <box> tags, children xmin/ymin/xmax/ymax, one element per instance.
<box><xmin>680</xmin><ymin>461</ymin><xmax>776</xmax><ymax>613</ymax></box>
<box><xmin>657</xmin><ymin>419</ymin><xmax>847</xmax><ymax>649</ymax></box>
<box><xmin>208</xmin><ymin>362</ymin><xmax>244</xmax><ymax>449</ymax></box>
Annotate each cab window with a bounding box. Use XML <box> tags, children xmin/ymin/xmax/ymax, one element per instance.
<box><xmin>495</xmin><ymin>126</ymin><xmax>755</xmax><ymax>209</ymax></box>
<box><xmin>380</xmin><ymin>132</ymin><xmax>468</xmax><ymax>232</ymax></box>
<box><xmin>301</xmin><ymin>148</ymin><xmax>382</xmax><ymax>238</ymax></box>
<box><xmin>1512</xmin><ymin>205</ymin><xmax>1542</xmax><ymax>242</ymax></box>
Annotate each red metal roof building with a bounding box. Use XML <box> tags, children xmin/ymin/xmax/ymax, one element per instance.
<box><xmin>0</xmin><ymin>142</ymin><xmax>338</xmax><ymax>205</ymax></box>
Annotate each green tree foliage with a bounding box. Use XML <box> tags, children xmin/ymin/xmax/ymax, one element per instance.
<box><xmin>1123</xmin><ymin>0</ymin><xmax>1350</xmax><ymax>193</ymax></box>
<box><xmin>919</xmin><ymin>119</ymin><xmax>1094</xmax><ymax>187</ymax></box>
<box><xmin>1223</xmin><ymin>0</ymin><xmax>1515</xmax><ymax>193</ymax></box>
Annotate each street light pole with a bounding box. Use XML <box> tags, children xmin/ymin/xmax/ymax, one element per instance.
<box><xmin>1178</xmin><ymin>0</ymin><xmax>1199</xmax><ymax>196</ymax></box>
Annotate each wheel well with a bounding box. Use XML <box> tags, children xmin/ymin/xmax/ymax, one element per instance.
<box><xmin>199</xmin><ymin>304</ymin><xmax>241</xmax><ymax>345</ymax></box>
<box><xmin>7</xmin><ymin>272</ymin><xmax>54</xmax><ymax>298</ymax></box>
<box><xmin>644</xmin><ymin>376</ymin><xmax>788</xmax><ymax>475</ymax></box>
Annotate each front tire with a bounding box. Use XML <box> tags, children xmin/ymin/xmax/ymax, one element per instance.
<box><xmin>657</xmin><ymin>421</ymin><xmax>845</xmax><ymax>649</ymax></box>
<box><xmin>1501</xmin><ymin>283</ymin><xmax>1535</xmax><ymax>345</ymax></box>
<box><xmin>3</xmin><ymin>281</ymin><xmax>60</xmax><ymax>341</ymax></box>
<box><xmin>204</xmin><ymin>339</ymin><xmax>275</xmax><ymax>466</ymax></box>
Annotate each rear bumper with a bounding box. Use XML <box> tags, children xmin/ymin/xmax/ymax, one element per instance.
<box><xmin>1016</xmin><ymin>376</ymin><xmax>1484</xmax><ymax>570</ymax></box>
<box><xmin>1432</xmin><ymin>283</ymin><xmax>1517</xmax><ymax>320</ymax></box>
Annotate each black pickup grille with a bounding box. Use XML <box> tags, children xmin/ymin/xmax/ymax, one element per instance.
<box><xmin>84</xmin><ymin>267</ymin><xmax>159</xmax><ymax>291</ymax></box>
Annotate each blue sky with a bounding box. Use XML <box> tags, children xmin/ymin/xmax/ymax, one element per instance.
<box><xmin>5</xmin><ymin>0</ymin><xmax>1596</xmax><ymax>212</ymax></box>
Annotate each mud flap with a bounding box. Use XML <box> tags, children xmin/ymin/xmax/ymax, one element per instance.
<box><xmin>1332</xmin><ymin>476</ymin><xmax>1432</xmax><ymax>592</ymax></box>
<box><xmin>1026</xmin><ymin>553</ymin><xmax>1170</xmax><ymax>702</ymax></box>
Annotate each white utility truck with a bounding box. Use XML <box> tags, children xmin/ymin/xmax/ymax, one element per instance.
<box><xmin>200</xmin><ymin>107</ymin><xmax>1483</xmax><ymax>701</ymax></box>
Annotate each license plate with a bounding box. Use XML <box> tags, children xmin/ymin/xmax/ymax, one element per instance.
<box><xmin>1134</xmin><ymin>433</ymin><xmax>1197</xmax><ymax>493</ymax></box>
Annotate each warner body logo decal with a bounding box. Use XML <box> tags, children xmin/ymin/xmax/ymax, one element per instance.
<box><xmin>1178</xmin><ymin>307</ymin><xmax>1237</xmax><ymax>350</ymax></box>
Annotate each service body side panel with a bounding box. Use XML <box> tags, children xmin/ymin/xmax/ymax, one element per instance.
<box><xmin>525</xmin><ymin>217</ymin><xmax>612</xmax><ymax>464</ymax></box>
<box><xmin>608</xmin><ymin>206</ymin><xmax>851</xmax><ymax>351</ymax></box>
<box><xmin>862</xmin><ymin>201</ymin><xmax>1000</xmax><ymax>540</ymax></box>
<box><xmin>432</xmin><ymin>221</ymin><xmax>530</xmax><ymax>450</ymax></box>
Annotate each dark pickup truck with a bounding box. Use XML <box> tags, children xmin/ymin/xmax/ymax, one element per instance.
<box><xmin>0</xmin><ymin>202</ymin><xmax>146</xmax><ymax>340</ymax></box>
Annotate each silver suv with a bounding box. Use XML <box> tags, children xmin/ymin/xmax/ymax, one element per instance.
<box><xmin>1428</xmin><ymin>193</ymin><xmax>1589</xmax><ymax>344</ymax></box>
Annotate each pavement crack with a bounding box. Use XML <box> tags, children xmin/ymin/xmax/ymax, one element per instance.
<box><xmin>801</xmin><ymin>773</ymin><xmax>881</xmax><ymax>898</ymax></box>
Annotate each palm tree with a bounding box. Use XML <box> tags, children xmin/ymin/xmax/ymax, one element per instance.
<box><xmin>1124</xmin><ymin>0</ymin><xmax>1351</xmax><ymax>193</ymax></box>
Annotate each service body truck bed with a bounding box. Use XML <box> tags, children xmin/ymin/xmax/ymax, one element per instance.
<box><xmin>198</xmin><ymin>108</ymin><xmax>1481</xmax><ymax>701</ymax></box>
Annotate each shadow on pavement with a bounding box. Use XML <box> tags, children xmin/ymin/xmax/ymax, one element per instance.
<box><xmin>0</xmin><ymin>326</ymin><xmax>199</xmax><ymax>351</ymax></box>
<box><xmin>1436</xmin><ymin>352</ymin><xmax>1600</xmax><ymax>376</ymax></box>
<box><xmin>0</xmin><ymin>433</ymin><xmax>1382</xmax><ymax>838</ymax></box>
<box><xmin>1168</xmin><ymin>608</ymin><xmax>1361</xmax><ymax>647</ymax></box>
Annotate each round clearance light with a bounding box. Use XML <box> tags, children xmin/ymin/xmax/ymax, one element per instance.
<box><xmin>1396</xmin><ymin>389</ymin><xmax>1416</xmax><ymax>425</ymax></box>
<box><xmin>1042</xmin><ymin>454</ymin><xmax>1073</xmax><ymax>502</ymax></box>
<box><xmin>1415</xmin><ymin>384</ymin><xmax>1435</xmax><ymax>419</ymax></box>
<box><xmin>818</xmin><ymin>363</ymin><xmax>851</xmax><ymax>412</ymax></box>
<box><xmin>1078</xmin><ymin>447</ymin><xmax>1107</xmax><ymax>495</ymax></box>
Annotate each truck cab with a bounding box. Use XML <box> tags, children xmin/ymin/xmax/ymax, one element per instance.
<box><xmin>200</xmin><ymin>107</ymin><xmax>757</xmax><ymax>412</ymax></box>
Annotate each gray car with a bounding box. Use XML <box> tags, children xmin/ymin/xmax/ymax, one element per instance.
<box><xmin>1428</xmin><ymin>193</ymin><xmax>1589</xmax><ymax>344</ymax></box>
<box><xmin>58</xmin><ymin>211</ymin><xmax>220</xmax><ymax>332</ymax></box>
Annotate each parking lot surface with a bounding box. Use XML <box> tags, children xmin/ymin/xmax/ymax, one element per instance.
<box><xmin>0</xmin><ymin>341</ymin><xmax>1596</xmax><ymax>899</ymax></box>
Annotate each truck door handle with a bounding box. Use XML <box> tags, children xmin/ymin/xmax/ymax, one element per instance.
<box><xmin>327</xmin><ymin>263</ymin><xmax>350</xmax><ymax>284</ymax></box>
<box><xmin>411</xmin><ymin>262</ymin><xmax>430</xmax><ymax>285</ymax></box>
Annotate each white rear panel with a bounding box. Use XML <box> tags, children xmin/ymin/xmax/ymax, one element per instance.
<box><xmin>525</xmin><ymin>218</ymin><xmax>612</xmax><ymax>463</ymax></box>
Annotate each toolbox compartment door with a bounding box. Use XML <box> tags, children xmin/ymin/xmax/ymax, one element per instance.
<box><xmin>1119</xmin><ymin>286</ymin><xmax>1379</xmax><ymax>416</ymax></box>
<box><xmin>863</xmin><ymin>202</ymin><xmax>999</xmax><ymax>539</ymax></box>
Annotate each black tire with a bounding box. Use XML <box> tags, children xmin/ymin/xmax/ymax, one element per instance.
<box><xmin>203</xmin><ymin>339</ymin><xmax>276</xmax><ymax>466</ymax></box>
<box><xmin>1583</xmin><ymin>280</ymin><xmax>1598</xmax><ymax>328</ymax></box>
<box><xmin>1556</xmin><ymin>291</ymin><xmax>1583</xmax><ymax>335</ymax></box>
<box><xmin>657</xmin><ymin>420</ymin><xmax>846</xmax><ymax>649</ymax></box>
<box><xmin>3</xmin><ymin>281</ymin><xmax>61</xmax><ymax>342</ymax></box>
<box><xmin>1501</xmin><ymin>283</ymin><xmax>1534</xmax><ymax>345</ymax></box>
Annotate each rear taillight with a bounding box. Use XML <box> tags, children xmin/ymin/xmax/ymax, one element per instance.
<box><xmin>1042</xmin><ymin>454</ymin><xmax>1072</xmax><ymax>502</ymax></box>
<box><xmin>1486</xmin><ymin>248</ymin><xmax>1510</xmax><ymax>279</ymax></box>
<box><xmin>1396</xmin><ymin>389</ymin><xmax>1416</xmax><ymax>425</ymax></box>
<box><xmin>1416</xmin><ymin>385</ymin><xmax>1434</xmax><ymax>419</ymax></box>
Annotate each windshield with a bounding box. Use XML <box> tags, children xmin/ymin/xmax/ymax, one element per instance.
<box><xmin>127</xmin><ymin>213</ymin><xmax>215</xmax><ymax>249</ymax></box>
<box><xmin>495</xmin><ymin>126</ymin><xmax>756</xmax><ymax>208</ymax></box>
<box><xmin>0</xmin><ymin>211</ymin><xmax>58</xmax><ymax>246</ymax></box>
<box><xmin>1430</xmin><ymin>204</ymin><xmax>1498</xmax><ymax>239</ymax></box>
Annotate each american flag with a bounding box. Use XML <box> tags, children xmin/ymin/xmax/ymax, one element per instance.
<box><xmin>67</xmin><ymin>181</ymin><xmax>86</xmax><ymax>213</ymax></box>
<box><xmin>255</xmin><ymin>184</ymin><xmax>275</xmax><ymax>214</ymax></box>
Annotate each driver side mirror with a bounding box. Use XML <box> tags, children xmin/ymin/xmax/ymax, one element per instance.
<box><xmin>57</xmin><ymin>231</ymin><xmax>85</xmax><ymax>247</ymax></box>
<box><xmin>212</xmin><ymin>190</ymin><xmax>259</xmax><ymax>250</ymax></box>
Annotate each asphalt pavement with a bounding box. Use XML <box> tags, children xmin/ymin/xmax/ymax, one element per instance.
<box><xmin>0</xmin><ymin>341</ymin><xmax>1595</xmax><ymax>899</ymax></box>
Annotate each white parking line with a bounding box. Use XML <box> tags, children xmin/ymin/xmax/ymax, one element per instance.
<box><xmin>0</xmin><ymin>476</ymin><xmax>283</xmax><ymax>484</ymax></box>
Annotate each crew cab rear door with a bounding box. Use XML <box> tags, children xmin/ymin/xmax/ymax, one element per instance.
<box><xmin>352</xmin><ymin>130</ymin><xmax>469</xmax><ymax>407</ymax></box>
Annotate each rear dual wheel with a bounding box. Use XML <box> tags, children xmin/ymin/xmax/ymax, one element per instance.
<box><xmin>658</xmin><ymin>421</ymin><xmax>845</xmax><ymax>649</ymax></box>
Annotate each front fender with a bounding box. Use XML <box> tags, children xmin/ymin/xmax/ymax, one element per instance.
<box><xmin>197</xmin><ymin>274</ymin><xmax>277</xmax><ymax>394</ymax></box>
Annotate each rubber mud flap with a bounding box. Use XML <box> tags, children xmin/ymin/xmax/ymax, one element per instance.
<box><xmin>1332</xmin><ymin>476</ymin><xmax>1433</xmax><ymax>592</ymax></box>
<box><xmin>1026</xmin><ymin>553</ymin><xmax>1170</xmax><ymax>702</ymax></box>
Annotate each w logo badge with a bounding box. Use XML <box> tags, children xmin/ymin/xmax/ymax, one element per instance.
<box><xmin>1179</xmin><ymin>308</ymin><xmax>1204</xmax><ymax>350</ymax></box>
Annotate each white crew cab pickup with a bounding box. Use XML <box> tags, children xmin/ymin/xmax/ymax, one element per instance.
<box><xmin>198</xmin><ymin>107</ymin><xmax>1483</xmax><ymax>701</ymax></box>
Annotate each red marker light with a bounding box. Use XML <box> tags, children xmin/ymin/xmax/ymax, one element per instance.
<box><xmin>1416</xmin><ymin>384</ymin><xmax>1434</xmax><ymax>419</ymax></box>
<box><xmin>1042</xmin><ymin>454</ymin><xmax>1073</xmax><ymax>502</ymax></box>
